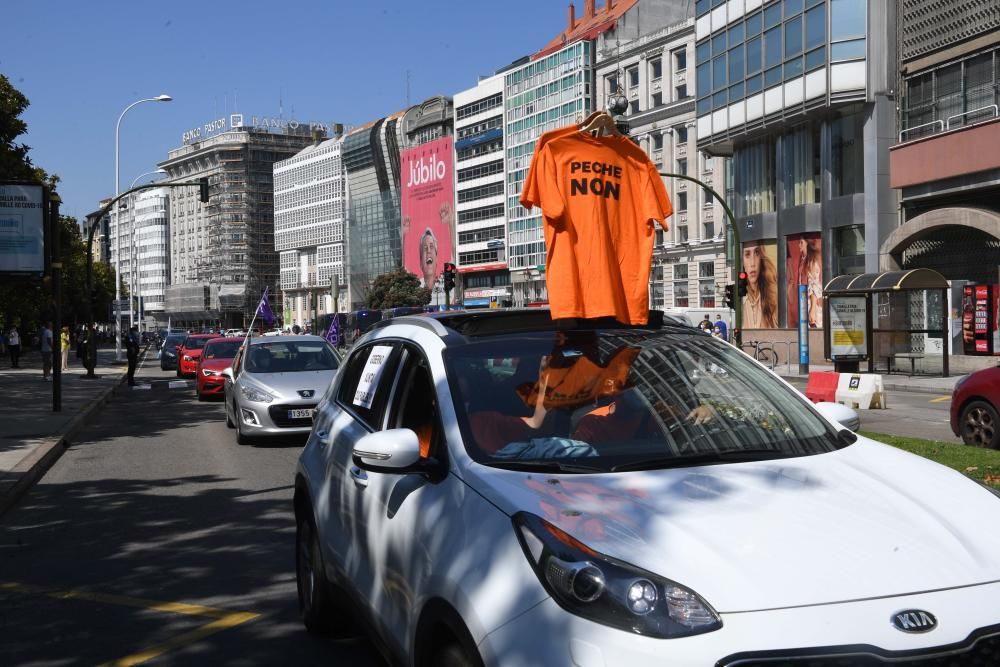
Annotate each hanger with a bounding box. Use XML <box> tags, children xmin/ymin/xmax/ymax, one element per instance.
<box><xmin>578</xmin><ymin>110</ymin><xmax>624</xmax><ymax>138</ymax></box>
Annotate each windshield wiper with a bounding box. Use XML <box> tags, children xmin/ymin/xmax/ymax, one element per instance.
<box><xmin>484</xmin><ymin>460</ymin><xmax>605</xmax><ymax>474</ymax></box>
<box><xmin>611</xmin><ymin>449</ymin><xmax>788</xmax><ymax>472</ymax></box>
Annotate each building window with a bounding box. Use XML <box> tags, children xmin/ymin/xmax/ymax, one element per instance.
<box><xmin>831</xmin><ymin>111</ymin><xmax>864</xmax><ymax>197</ymax></box>
<box><xmin>830</xmin><ymin>0</ymin><xmax>866</xmax><ymax>41</ymax></box>
<box><xmin>834</xmin><ymin>225</ymin><xmax>865</xmax><ymax>275</ymax></box>
<box><xmin>700</xmin><ymin>281</ymin><xmax>716</xmax><ymax>307</ymax></box>
<box><xmin>704</xmin><ymin>221</ymin><xmax>715</xmax><ymax>239</ymax></box>
<box><xmin>699</xmin><ymin>261</ymin><xmax>714</xmax><ymax>278</ymax></box>
<box><xmin>780</xmin><ymin>124</ymin><xmax>821</xmax><ymax>208</ymax></box>
<box><xmin>673</xmin><ymin>264</ymin><xmax>689</xmax><ymax>307</ymax></box>
<box><xmin>734</xmin><ymin>137</ymin><xmax>776</xmax><ymax>216</ymax></box>
<box><xmin>677</xmin><ymin>191</ymin><xmax>688</xmax><ymax>211</ymax></box>
<box><xmin>628</xmin><ymin>67</ymin><xmax>639</xmax><ymax>88</ymax></box>
<box><xmin>674</xmin><ymin>49</ymin><xmax>687</xmax><ymax>72</ymax></box>
<box><xmin>606</xmin><ymin>73</ymin><xmax>619</xmax><ymax>95</ymax></box>
<box><xmin>653</xmin><ymin>133</ymin><xmax>664</xmax><ymax>150</ymax></box>
<box><xmin>675</xmin><ymin>125</ymin><xmax>689</xmax><ymax>144</ymax></box>
<box><xmin>629</xmin><ymin>99</ymin><xmax>640</xmax><ymax>115</ymax></box>
<box><xmin>651</xmin><ymin>58</ymin><xmax>663</xmax><ymax>80</ymax></box>
<box><xmin>677</xmin><ymin>158</ymin><xmax>688</xmax><ymax>175</ymax></box>
<box><xmin>652</xmin><ymin>92</ymin><xmax>663</xmax><ymax>107</ymax></box>
<box><xmin>677</xmin><ymin>225</ymin><xmax>689</xmax><ymax>242</ymax></box>
<box><xmin>676</xmin><ymin>84</ymin><xmax>688</xmax><ymax>100</ymax></box>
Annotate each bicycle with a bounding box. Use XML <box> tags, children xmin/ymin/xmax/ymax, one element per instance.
<box><xmin>741</xmin><ymin>340</ymin><xmax>778</xmax><ymax>370</ymax></box>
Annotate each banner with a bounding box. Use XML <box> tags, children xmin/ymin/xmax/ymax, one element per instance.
<box><xmin>829</xmin><ymin>296</ymin><xmax>867</xmax><ymax>358</ymax></box>
<box><xmin>786</xmin><ymin>233</ymin><xmax>823</xmax><ymax>328</ymax></box>
<box><xmin>401</xmin><ymin>136</ymin><xmax>455</xmax><ymax>291</ymax></box>
<box><xmin>0</xmin><ymin>183</ymin><xmax>45</xmax><ymax>274</ymax></box>
<box><xmin>741</xmin><ymin>240</ymin><xmax>778</xmax><ymax>328</ymax></box>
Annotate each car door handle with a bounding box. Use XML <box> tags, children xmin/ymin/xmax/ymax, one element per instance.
<box><xmin>349</xmin><ymin>466</ymin><xmax>368</xmax><ymax>489</ymax></box>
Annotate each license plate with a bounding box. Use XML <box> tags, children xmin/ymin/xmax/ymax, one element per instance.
<box><xmin>288</xmin><ymin>409</ymin><xmax>312</xmax><ymax>420</ymax></box>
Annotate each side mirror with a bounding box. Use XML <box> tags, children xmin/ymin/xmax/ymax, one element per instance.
<box><xmin>352</xmin><ymin>429</ymin><xmax>426</xmax><ymax>474</ymax></box>
<box><xmin>815</xmin><ymin>402</ymin><xmax>861</xmax><ymax>432</ymax></box>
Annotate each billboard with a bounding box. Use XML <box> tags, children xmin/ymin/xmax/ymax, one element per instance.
<box><xmin>786</xmin><ymin>232</ymin><xmax>823</xmax><ymax>328</ymax></box>
<box><xmin>401</xmin><ymin>136</ymin><xmax>454</xmax><ymax>290</ymax></box>
<box><xmin>0</xmin><ymin>183</ymin><xmax>45</xmax><ymax>275</ymax></box>
<box><xmin>741</xmin><ymin>240</ymin><xmax>778</xmax><ymax>328</ymax></box>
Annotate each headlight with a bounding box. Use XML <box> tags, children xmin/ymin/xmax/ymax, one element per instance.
<box><xmin>241</xmin><ymin>385</ymin><xmax>274</xmax><ymax>403</ymax></box>
<box><xmin>183</xmin><ymin>355</ymin><xmax>193</xmax><ymax>362</ymax></box>
<box><xmin>513</xmin><ymin>512</ymin><xmax>721</xmax><ymax>638</ymax></box>
<box><xmin>201</xmin><ymin>368</ymin><xmax>219</xmax><ymax>377</ymax></box>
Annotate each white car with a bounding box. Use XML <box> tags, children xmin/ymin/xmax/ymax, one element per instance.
<box><xmin>294</xmin><ymin>310</ymin><xmax>1000</xmax><ymax>666</ymax></box>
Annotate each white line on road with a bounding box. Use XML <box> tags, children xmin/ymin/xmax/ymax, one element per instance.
<box><xmin>168</xmin><ymin>381</ymin><xmax>189</xmax><ymax>390</ymax></box>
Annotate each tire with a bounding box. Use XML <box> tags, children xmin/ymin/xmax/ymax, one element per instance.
<box><xmin>959</xmin><ymin>400</ymin><xmax>999</xmax><ymax>449</ymax></box>
<box><xmin>296</xmin><ymin>515</ymin><xmax>336</xmax><ymax>634</ymax></box>
<box><xmin>225</xmin><ymin>402</ymin><xmax>235</xmax><ymax>428</ymax></box>
<box><xmin>756</xmin><ymin>347</ymin><xmax>777</xmax><ymax>370</ymax></box>
<box><xmin>197</xmin><ymin>391</ymin><xmax>206</xmax><ymax>402</ymax></box>
<box><xmin>431</xmin><ymin>643</ymin><xmax>479</xmax><ymax>667</ymax></box>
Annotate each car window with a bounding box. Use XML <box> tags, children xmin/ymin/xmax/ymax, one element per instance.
<box><xmin>183</xmin><ymin>337</ymin><xmax>210</xmax><ymax>350</ymax></box>
<box><xmin>336</xmin><ymin>342</ymin><xmax>401</xmax><ymax>431</ymax></box>
<box><xmin>245</xmin><ymin>341</ymin><xmax>340</xmax><ymax>373</ymax></box>
<box><xmin>388</xmin><ymin>347</ymin><xmax>443</xmax><ymax>460</ymax></box>
<box><xmin>204</xmin><ymin>341</ymin><xmax>241</xmax><ymax>360</ymax></box>
<box><xmin>443</xmin><ymin>330</ymin><xmax>844</xmax><ymax>471</ymax></box>
<box><xmin>165</xmin><ymin>335</ymin><xmax>185</xmax><ymax>348</ymax></box>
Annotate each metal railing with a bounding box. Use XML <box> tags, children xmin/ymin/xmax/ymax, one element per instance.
<box><xmin>946</xmin><ymin>104</ymin><xmax>999</xmax><ymax>129</ymax></box>
<box><xmin>898</xmin><ymin>119</ymin><xmax>944</xmax><ymax>142</ymax></box>
<box><xmin>898</xmin><ymin>104</ymin><xmax>999</xmax><ymax>141</ymax></box>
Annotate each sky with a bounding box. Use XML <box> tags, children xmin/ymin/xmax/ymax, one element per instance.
<box><xmin>3</xmin><ymin>0</ymin><xmax>567</xmax><ymax>220</ymax></box>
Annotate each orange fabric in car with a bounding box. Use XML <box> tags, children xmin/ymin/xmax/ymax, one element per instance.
<box><xmin>520</xmin><ymin>127</ymin><xmax>672</xmax><ymax>325</ymax></box>
<box><xmin>515</xmin><ymin>347</ymin><xmax>641</xmax><ymax>410</ymax></box>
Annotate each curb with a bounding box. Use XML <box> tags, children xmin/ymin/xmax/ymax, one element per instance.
<box><xmin>0</xmin><ymin>369</ymin><xmax>128</xmax><ymax>519</ymax></box>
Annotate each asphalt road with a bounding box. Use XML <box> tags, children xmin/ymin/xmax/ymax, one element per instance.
<box><xmin>0</xmin><ymin>353</ymin><xmax>384</xmax><ymax>666</ymax></box>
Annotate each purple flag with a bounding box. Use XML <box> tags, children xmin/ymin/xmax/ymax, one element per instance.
<box><xmin>256</xmin><ymin>287</ymin><xmax>275</xmax><ymax>327</ymax></box>
<box><xmin>325</xmin><ymin>315</ymin><xmax>340</xmax><ymax>347</ymax></box>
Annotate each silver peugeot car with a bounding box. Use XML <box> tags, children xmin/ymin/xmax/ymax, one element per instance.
<box><xmin>223</xmin><ymin>335</ymin><xmax>340</xmax><ymax>445</ymax></box>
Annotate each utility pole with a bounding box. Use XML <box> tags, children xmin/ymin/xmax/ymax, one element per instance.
<box><xmin>50</xmin><ymin>191</ymin><xmax>63</xmax><ymax>411</ymax></box>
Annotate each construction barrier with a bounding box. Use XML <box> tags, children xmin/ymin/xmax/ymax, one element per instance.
<box><xmin>835</xmin><ymin>373</ymin><xmax>886</xmax><ymax>410</ymax></box>
<box><xmin>804</xmin><ymin>371</ymin><xmax>840</xmax><ymax>403</ymax></box>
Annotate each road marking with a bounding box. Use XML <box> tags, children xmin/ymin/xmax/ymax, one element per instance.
<box><xmin>132</xmin><ymin>384</ymin><xmax>152</xmax><ymax>390</ymax></box>
<box><xmin>929</xmin><ymin>396</ymin><xmax>951</xmax><ymax>403</ymax></box>
<box><xmin>168</xmin><ymin>380</ymin><xmax>189</xmax><ymax>390</ymax></box>
<box><xmin>0</xmin><ymin>581</ymin><xmax>260</xmax><ymax>665</ymax></box>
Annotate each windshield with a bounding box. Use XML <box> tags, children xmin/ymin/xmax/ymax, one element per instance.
<box><xmin>444</xmin><ymin>330</ymin><xmax>844</xmax><ymax>472</ymax></box>
<box><xmin>182</xmin><ymin>337</ymin><xmax>210</xmax><ymax>350</ymax></box>
<box><xmin>164</xmin><ymin>335</ymin><xmax>186</xmax><ymax>348</ymax></box>
<box><xmin>245</xmin><ymin>341</ymin><xmax>339</xmax><ymax>374</ymax></box>
<box><xmin>204</xmin><ymin>341</ymin><xmax>242</xmax><ymax>360</ymax></box>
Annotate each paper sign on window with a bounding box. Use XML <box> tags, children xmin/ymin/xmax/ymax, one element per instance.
<box><xmin>353</xmin><ymin>345</ymin><xmax>394</xmax><ymax>409</ymax></box>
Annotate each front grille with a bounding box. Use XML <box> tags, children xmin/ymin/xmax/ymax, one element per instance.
<box><xmin>268</xmin><ymin>403</ymin><xmax>316</xmax><ymax>428</ymax></box>
<box><xmin>718</xmin><ymin>625</ymin><xmax>1000</xmax><ymax>666</ymax></box>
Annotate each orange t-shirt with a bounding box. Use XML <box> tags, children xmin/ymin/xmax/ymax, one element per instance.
<box><xmin>520</xmin><ymin>129</ymin><xmax>672</xmax><ymax>324</ymax></box>
<box><xmin>515</xmin><ymin>347</ymin><xmax>641</xmax><ymax>410</ymax></box>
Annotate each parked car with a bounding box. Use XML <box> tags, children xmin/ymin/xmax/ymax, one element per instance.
<box><xmin>196</xmin><ymin>337</ymin><xmax>243</xmax><ymax>401</ymax></box>
<box><xmin>176</xmin><ymin>334</ymin><xmax>217</xmax><ymax>378</ymax></box>
<box><xmin>159</xmin><ymin>333</ymin><xmax>187</xmax><ymax>371</ymax></box>
<box><xmin>951</xmin><ymin>366</ymin><xmax>1000</xmax><ymax>448</ymax></box>
<box><xmin>294</xmin><ymin>309</ymin><xmax>1000</xmax><ymax>666</ymax></box>
<box><xmin>223</xmin><ymin>335</ymin><xmax>340</xmax><ymax>445</ymax></box>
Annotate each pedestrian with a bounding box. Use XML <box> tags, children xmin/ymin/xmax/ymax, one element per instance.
<box><xmin>7</xmin><ymin>325</ymin><xmax>20</xmax><ymax>367</ymax></box>
<box><xmin>59</xmin><ymin>327</ymin><xmax>72</xmax><ymax>370</ymax></box>
<box><xmin>40</xmin><ymin>322</ymin><xmax>53</xmax><ymax>380</ymax></box>
<box><xmin>712</xmin><ymin>326</ymin><xmax>725</xmax><ymax>340</ymax></box>
<box><xmin>125</xmin><ymin>325</ymin><xmax>140</xmax><ymax>386</ymax></box>
<box><xmin>699</xmin><ymin>314</ymin><xmax>712</xmax><ymax>333</ymax></box>
<box><xmin>713</xmin><ymin>314</ymin><xmax>728</xmax><ymax>341</ymax></box>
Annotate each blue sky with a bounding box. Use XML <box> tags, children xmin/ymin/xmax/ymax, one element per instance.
<box><xmin>3</xmin><ymin>0</ymin><xmax>567</xmax><ymax>220</ymax></box>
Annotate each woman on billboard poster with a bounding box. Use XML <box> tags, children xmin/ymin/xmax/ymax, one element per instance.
<box><xmin>787</xmin><ymin>235</ymin><xmax>823</xmax><ymax>328</ymax></box>
<box><xmin>742</xmin><ymin>241</ymin><xmax>779</xmax><ymax>328</ymax></box>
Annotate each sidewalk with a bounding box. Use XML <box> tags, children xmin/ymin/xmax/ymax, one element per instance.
<box><xmin>777</xmin><ymin>362</ymin><xmax>962</xmax><ymax>394</ymax></box>
<box><xmin>0</xmin><ymin>346</ymin><xmax>132</xmax><ymax>516</ymax></box>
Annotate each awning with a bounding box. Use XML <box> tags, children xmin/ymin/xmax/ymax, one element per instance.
<box><xmin>824</xmin><ymin>268</ymin><xmax>949</xmax><ymax>294</ymax></box>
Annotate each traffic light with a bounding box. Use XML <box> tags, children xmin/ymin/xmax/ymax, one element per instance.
<box><xmin>199</xmin><ymin>177</ymin><xmax>210</xmax><ymax>203</ymax></box>
<box><xmin>443</xmin><ymin>262</ymin><xmax>456</xmax><ymax>293</ymax></box>
<box><xmin>738</xmin><ymin>271</ymin><xmax>748</xmax><ymax>297</ymax></box>
<box><xmin>724</xmin><ymin>284</ymin><xmax>735</xmax><ymax>309</ymax></box>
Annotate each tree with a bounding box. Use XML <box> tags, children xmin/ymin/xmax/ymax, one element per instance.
<box><xmin>365</xmin><ymin>268</ymin><xmax>431</xmax><ymax>310</ymax></box>
<box><xmin>0</xmin><ymin>74</ymin><xmax>56</xmax><ymax>186</ymax></box>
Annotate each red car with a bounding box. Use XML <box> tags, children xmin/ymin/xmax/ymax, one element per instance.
<box><xmin>951</xmin><ymin>366</ymin><xmax>1000</xmax><ymax>448</ymax></box>
<box><xmin>176</xmin><ymin>334</ymin><xmax>219</xmax><ymax>378</ymax></box>
<box><xmin>196</xmin><ymin>337</ymin><xmax>243</xmax><ymax>400</ymax></box>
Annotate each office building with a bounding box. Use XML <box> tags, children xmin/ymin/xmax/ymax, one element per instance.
<box><xmin>131</xmin><ymin>187</ymin><xmax>170</xmax><ymax>325</ymax></box>
<box><xmin>274</xmin><ymin>134</ymin><xmax>347</xmax><ymax>328</ymax></box>
<box><xmin>695</xmin><ymin>0</ymin><xmax>898</xmax><ymax>332</ymax></box>
<box><xmin>84</xmin><ymin>199</ymin><xmax>113</xmax><ymax>266</ymax></box>
<box><xmin>888</xmin><ymin>0</ymin><xmax>1000</xmax><ymax>285</ymax></box>
<box><xmin>595</xmin><ymin>11</ymin><xmax>729</xmax><ymax>313</ymax></box>
<box><xmin>159</xmin><ymin>117</ymin><xmax>316</xmax><ymax>327</ymax></box>
<box><xmin>453</xmin><ymin>74</ymin><xmax>510</xmax><ymax>308</ymax></box>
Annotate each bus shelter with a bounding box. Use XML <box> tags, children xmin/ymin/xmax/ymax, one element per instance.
<box><xmin>823</xmin><ymin>268</ymin><xmax>950</xmax><ymax>377</ymax></box>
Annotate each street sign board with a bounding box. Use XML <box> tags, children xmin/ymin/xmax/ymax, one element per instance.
<box><xmin>0</xmin><ymin>183</ymin><xmax>45</xmax><ymax>275</ymax></box>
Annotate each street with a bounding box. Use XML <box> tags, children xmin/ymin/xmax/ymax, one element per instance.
<box><xmin>0</xmin><ymin>354</ymin><xmax>383</xmax><ymax>666</ymax></box>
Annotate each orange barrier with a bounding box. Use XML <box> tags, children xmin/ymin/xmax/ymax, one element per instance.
<box><xmin>804</xmin><ymin>371</ymin><xmax>840</xmax><ymax>403</ymax></box>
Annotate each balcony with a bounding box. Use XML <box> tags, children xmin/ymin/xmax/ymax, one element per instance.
<box><xmin>890</xmin><ymin>113</ymin><xmax>1000</xmax><ymax>191</ymax></box>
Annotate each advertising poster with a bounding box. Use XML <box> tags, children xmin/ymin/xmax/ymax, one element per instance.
<box><xmin>0</xmin><ymin>183</ymin><xmax>45</xmax><ymax>274</ymax></box>
<box><xmin>786</xmin><ymin>232</ymin><xmax>823</xmax><ymax>329</ymax></box>
<box><xmin>400</xmin><ymin>136</ymin><xmax>455</xmax><ymax>291</ymax></box>
<box><xmin>829</xmin><ymin>296</ymin><xmax>867</xmax><ymax>358</ymax></box>
<box><xmin>741</xmin><ymin>240</ymin><xmax>779</xmax><ymax>329</ymax></box>
<box><xmin>975</xmin><ymin>285</ymin><xmax>991</xmax><ymax>354</ymax></box>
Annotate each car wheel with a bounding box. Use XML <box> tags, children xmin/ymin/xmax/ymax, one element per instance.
<box><xmin>960</xmin><ymin>400</ymin><xmax>999</xmax><ymax>449</ymax></box>
<box><xmin>225</xmin><ymin>399</ymin><xmax>235</xmax><ymax>428</ymax></box>
<box><xmin>431</xmin><ymin>643</ymin><xmax>480</xmax><ymax>667</ymax></box>
<box><xmin>197</xmin><ymin>391</ymin><xmax>206</xmax><ymax>402</ymax></box>
<box><xmin>296</xmin><ymin>515</ymin><xmax>336</xmax><ymax>634</ymax></box>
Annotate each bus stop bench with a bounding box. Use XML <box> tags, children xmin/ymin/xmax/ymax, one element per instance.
<box><xmin>887</xmin><ymin>352</ymin><xmax>924</xmax><ymax>376</ymax></box>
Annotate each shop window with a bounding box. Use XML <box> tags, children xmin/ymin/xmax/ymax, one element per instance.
<box><xmin>834</xmin><ymin>225</ymin><xmax>865</xmax><ymax>275</ymax></box>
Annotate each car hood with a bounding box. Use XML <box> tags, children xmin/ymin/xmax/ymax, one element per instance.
<box><xmin>243</xmin><ymin>369</ymin><xmax>336</xmax><ymax>399</ymax></box>
<box><xmin>464</xmin><ymin>436</ymin><xmax>1000</xmax><ymax>612</ymax></box>
<box><xmin>200</xmin><ymin>358</ymin><xmax>234</xmax><ymax>372</ymax></box>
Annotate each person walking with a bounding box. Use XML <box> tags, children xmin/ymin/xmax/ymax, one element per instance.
<box><xmin>40</xmin><ymin>322</ymin><xmax>53</xmax><ymax>380</ymax></box>
<box><xmin>125</xmin><ymin>325</ymin><xmax>140</xmax><ymax>386</ymax></box>
<box><xmin>7</xmin><ymin>325</ymin><xmax>20</xmax><ymax>368</ymax></box>
<box><xmin>713</xmin><ymin>314</ymin><xmax>728</xmax><ymax>341</ymax></box>
<box><xmin>60</xmin><ymin>326</ymin><xmax>71</xmax><ymax>370</ymax></box>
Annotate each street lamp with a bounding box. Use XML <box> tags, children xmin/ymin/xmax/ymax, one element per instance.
<box><xmin>128</xmin><ymin>169</ymin><xmax>168</xmax><ymax>331</ymax></box>
<box><xmin>113</xmin><ymin>94</ymin><xmax>171</xmax><ymax>361</ymax></box>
